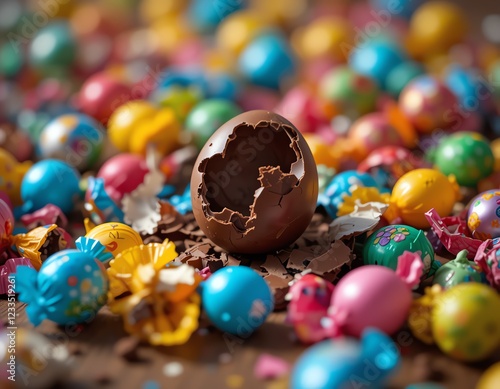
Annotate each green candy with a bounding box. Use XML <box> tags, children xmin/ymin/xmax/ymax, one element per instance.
<box><xmin>319</xmin><ymin>66</ymin><xmax>378</xmax><ymax>119</ymax></box>
<box><xmin>29</xmin><ymin>21</ymin><xmax>76</xmax><ymax>76</ymax></box>
<box><xmin>184</xmin><ymin>99</ymin><xmax>241</xmax><ymax>149</ymax></box>
<box><xmin>432</xmin><ymin>132</ymin><xmax>494</xmax><ymax>187</ymax></box>
<box><xmin>364</xmin><ymin>224</ymin><xmax>437</xmax><ymax>277</ymax></box>
<box><xmin>432</xmin><ymin>250</ymin><xmax>487</xmax><ymax>289</ymax></box>
<box><xmin>0</xmin><ymin>42</ymin><xmax>23</xmax><ymax>77</ymax></box>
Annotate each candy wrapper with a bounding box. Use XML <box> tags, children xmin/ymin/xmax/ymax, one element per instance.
<box><xmin>20</xmin><ymin>204</ymin><xmax>68</xmax><ymax>229</ymax></box>
<box><xmin>337</xmin><ymin>187</ymin><xmax>390</xmax><ymax>217</ymax></box>
<box><xmin>0</xmin><ymin>199</ymin><xmax>14</xmax><ymax>252</ymax></box>
<box><xmin>329</xmin><ymin>200</ymin><xmax>388</xmax><ymax>241</ymax></box>
<box><xmin>0</xmin><ymin>257</ymin><xmax>33</xmax><ymax>295</ymax></box>
<box><xmin>84</xmin><ymin>177</ymin><xmax>124</xmax><ymax>225</ymax></box>
<box><xmin>425</xmin><ymin>208</ymin><xmax>483</xmax><ymax>259</ymax></box>
<box><xmin>123</xmin><ymin>149</ymin><xmax>165</xmax><ymax>235</ymax></box>
<box><xmin>107</xmin><ymin>240</ymin><xmax>178</xmax><ymax>305</ymax></box>
<box><xmin>113</xmin><ymin>263</ymin><xmax>202</xmax><ymax>346</ymax></box>
<box><xmin>12</xmin><ymin>224</ymin><xmax>72</xmax><ymax>270</ymax></box>
<box><xmin>75</xmin><ymin>237</ymin><xmax>114</xmax><ymax>265</ymax></box>
<box><xmin>474</xmin><ymin>239</ymin><xmax>500</xmax><ymax>291</ymax></box>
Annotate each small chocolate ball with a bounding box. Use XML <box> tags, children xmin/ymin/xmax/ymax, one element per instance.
<box><xmin>191</xmin><ymin>110</ymin><xmax>318</xmax><ymax>254</ymax></box>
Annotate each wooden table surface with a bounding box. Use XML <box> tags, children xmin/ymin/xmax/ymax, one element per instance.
<box><xmin>1</xmin><ymin>290</ymin><xmax>497</xmax><ymax>389</ymax></box>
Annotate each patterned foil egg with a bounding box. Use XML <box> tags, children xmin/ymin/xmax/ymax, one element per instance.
<box><xmin>201</xmin><ymin>266</ymin><xmax>274</xmax><ymax>336</ymax></box>
<box><xmin>467</xmin><ymin>190</ymin><xmax>500</xmax><ymax>240</ymax></box>
<box><xmin>398</xmin><ymin>76</ymin><xmax>458</xmax><ymax>134</ymax></box>
<box><xmin>16</xmin><ymin>249</ymin><xmax>108</xmax><ymax>326</ymax></box>
<box><xmin>38</xmin><ymin>113</ymin><xmax>104</xmax><ymax>171</ymax></box>
<box><xmin>364</xmin><ymin>224</ymin><xmax>437</xmax><ymax>277</ymax></box>
<box><xmin>85</xmin><ymin>222</ymin><xmax>143</xmax><ymax>257</ymax></box>
<box><xmin>432</xmin><ymin>132</ymin><xmax>494</xmax><ymax>187</ymax></box>
<box><xmin>432</xmin><ymin>250</ymin><xmax>487</xmax><ymax>289</ymax></box>
<box><xmin>432</xmin><ymin>283</ymin><xmax>500</xmax><ymax>362</ymax></box>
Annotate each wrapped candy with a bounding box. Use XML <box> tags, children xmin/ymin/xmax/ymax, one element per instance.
<box><xmin>325</xmin><ymin>251</ymin><xmax>423</xmax><ymax>338</ymax></box>
<box><xmin>0</xmin><ymin>257</ymin><xmax>33</xmax><ymax>295</ymax></box>
<box><xmin>107</xmin><ymin>240</ymin><xmax>178</xmax><ymax>304</ymax></box>
<box><xmin>12</xmin><ymin>224</ymin><xmax>72</xmax><ymax>270</ymax></box>
<box><xmin>16</xmin><ymin>249</ymin><xmax>109</xmax><ymax>326</ymax></box>
<box><xmin>85</xmin><ymin>222</ymin><xmax>143</xmax><ymax>258</ymax></box>
<box><xmin>286</xmin><ymin>272</ymin><xmax>334</xmax><ymax>344</ymax></box>
<box><xmin>84</xmin><ymin>177</ymin><xmax>125</xmax><ymax>225</ymax></box>
<box><xmin>112</xmin><ymin>262</ymin><xmax>202</xmax><ymax>346</ymax></box>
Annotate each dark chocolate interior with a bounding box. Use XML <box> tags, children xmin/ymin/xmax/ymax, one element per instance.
<box><xmin>200</xmin><ymin>123</ymin><xmax>299</xmax><ymax>216</ymax></box>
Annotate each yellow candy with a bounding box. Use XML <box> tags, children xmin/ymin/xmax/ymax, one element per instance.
<box><xmin>490</xmin><ymin>138</ymin><xmax>500</xmax><ymax>171</ymax></box>
<box><xmin>389</xmin><ymin>168</ymin><xmax>460</xmax><ymax>228</ymax></box>
<box><xmin>129</xmin><ymin>106</ymin><xmax>180</xmax><ymax>156</ymax></box>
<box><xmin>0</xmin><ymin>149</ymin><xmax>32</xmax><ymax>205</ymax></box>
<box><xmin>216</xmin><ymin>10</ymin><xmax>267</xmax><ymax>55</ymax></box>
<box><xmin>249</xmin><ymin>0</ymin><xmax>307</xmax><ymax>26</ymax></box>
<box><xmin>303</xmin><ymin>134</ymin><xmax>340</xmax><ymax>170</ymax></box>
<box><xmin>432</xmin><ymin>283</ymin><xmax>500</xmax><ymax>362</ymax></box>
<box><xmin>477</xmin><ymin>362</ymin><xmax>500</xmax><ymax>389</ymax></box>
<box><xmin>107</xmin><ymin>100</ymin><xmax>181</xmax><ymax>156</ymax></box>
<box><xmin>86</xmin><ymin>222</ymin><xmax>143</xmax><ymax>257</ymax></box>
<box><xmin>292</xmin><ymin>18</ymin><xmax>353</xmax><ymax>61</ymax></box>
<box><xmin>139</xmin><ymin>0</ymin><xmax>184</xmax><ymax>24</ymax></box>
<box><xmin>151</xmin><ymin>15</ymin><xmax>194</xmax><ymax>56</ymax></box>
<box><xmin>108</xmin><ymin>100</ymin><xmax>157</xmax><ymax>152</ymax></box>
<box><xmin>407</xmin><ymin>1</ymin><xmax>468</xmax><ymax>59</ymax></box>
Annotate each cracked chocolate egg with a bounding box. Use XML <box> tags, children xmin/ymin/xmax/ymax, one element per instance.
<box><xmin>191</xmin><ymin>110</ymin><xmax>318</xmax><ymax>254</ymax></box>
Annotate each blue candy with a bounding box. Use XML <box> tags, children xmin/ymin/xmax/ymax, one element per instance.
<box><xmin>16</xmin><ymin>249</ymin><xmax>108</xmax><ymax>326</ymax></box>
<box><xmin>201</xmin><ymin>266</ymin><xmax>274</xmax><ymax>337</ymax></box>
<box><xmin>239</xmin><ymin>32</ymin><xmax>296</xmax><ymax>89</ymax></box>
<box><xmin>19</xmin><ymin>159</ymin><xmax>82</xmax><ymax>215</ymax></box>
<box><xmin>291</xmin><ymin>328</ymin><xmax>400</xmax><ymax>389</ymax></box>
<box><xmin>350</xmin><ymin>41</ymin><xmax>407</xmax><ymax>89</ymax></box>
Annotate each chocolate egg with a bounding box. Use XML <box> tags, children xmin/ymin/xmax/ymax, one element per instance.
<box><xmin>191</xmin><ymin>110</ymin><xmax>318</xmax><ymax>254</ymax></box>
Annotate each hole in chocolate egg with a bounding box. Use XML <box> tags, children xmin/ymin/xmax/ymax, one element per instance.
<box><xmin>199</xmin><ymin>121</ymin><xmax>305</xmax><ymax>229</ymax></box>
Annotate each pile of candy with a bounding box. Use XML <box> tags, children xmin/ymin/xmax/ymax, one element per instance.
<box><xmin>2</xmin><ymin>0</ymin><xmax>500</xmax><ymax>388</ymax></box>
